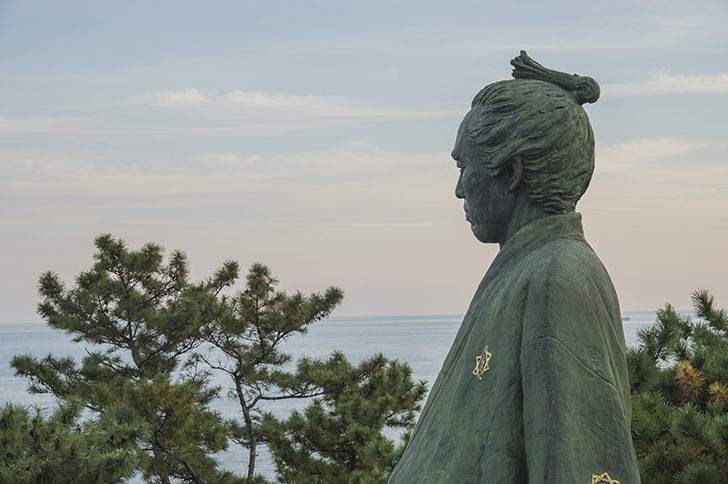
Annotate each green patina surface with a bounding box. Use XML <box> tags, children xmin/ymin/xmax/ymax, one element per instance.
<box><xmin>388</xmin><ymin>213</ymin><xmax>640</xmax><ymax>483</ymax></box>
<box><xmin>389</xmin><ymin>52</ymin><xmax>640</xmax><ymax>483</ymax></box>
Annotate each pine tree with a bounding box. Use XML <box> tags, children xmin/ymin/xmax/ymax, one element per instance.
<box><xmin>11</xmin><ymin>234</ymin><xmax>239</xmax><ymax>484</ymax></box>
<box><xmin>193</xmin><ymin>262</ymin><xmax>344</xmax><ymax>483</ymax></box>
<box><xmin>9</xmin><ymin>234</ymin><xmax>427</xmax><ymax>484</ymax></box>
<box><xmin>628</xmin><ymin>290</ymin><xmax>728</xmax><ymax>483</ymax></box>
<box><xmin>0</xmin><ymin>398</ymin><xmax>147</xmax><ymax>483</ymax></box>
<box><xmin>262</xmin><ymin>353</ymin><xmax>427</xmax><ymax>484</ymax></box>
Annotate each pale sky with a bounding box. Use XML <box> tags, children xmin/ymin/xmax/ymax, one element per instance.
<box><xmin>1</xmin><ymin>0</ymin><xmax>727</xmax><ymax>321</ymax></box>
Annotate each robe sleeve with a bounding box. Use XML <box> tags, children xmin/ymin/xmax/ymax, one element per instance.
<box><xmin>520</xmin><ymin>240</ymin><xmax>640</xmax><ymax>484</ymax></box>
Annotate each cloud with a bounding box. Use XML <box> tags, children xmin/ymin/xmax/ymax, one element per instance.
<box><xmin>595</xmin><ymin>138</ymin><xmax>705</xmax><ymax>169</ymax></box>
<box><xmin>585</xmin><ymin>136</ymin><xmax>728</xmax><ymax>230</ymax></box>
<box><xmin>0</xmin><ymin>115</ymin><xmax>330</xmax><ymax>136</ymax></box>
<box><xmin>225</xmin><ymin>90</ymin><xmax>330</xmax><ymax>110</ymax></box>
<box><xmin>146</xmin><ymin>88</ymin><xmax>461</xmax><ymax>119</ymax></box>
<box><xmin>603</xmin><ymin>72</ymin><xmax>728</xmax><ymax>97</ymax></box>
<box><xmin>589</xmin><ymin>137</ymin><xmax>728</xmax><ymax>202</ymax></box>
<box><xmin>193</xmin><ymin>153</ymin><xmax>261</xmax><ymax>166</ymax></box>
<box><xmin>147</xmin><ymin>88</ymin><xmax>210</xmax><ymax>107</ymax></box>
<box><xmin>223</xmin><ymin>90</ymin><xmax>380</xmax><ymax>117</ymax></box>
<box><xmin>0</xmin><ymin>90</ymin><xmax>460</xmax><ymax>136</ymax></box>
<box><xmin>653</xmin><ymin>16</ymin><xmax>705</xmax><ymax>29</ymax></box>
<box><xmin>2</xmin><ymin>146</ymin><xmax>452</xmax><ymax>214</ymax></box>
<box><xmin>0</xmin><ymin>116</ymin><xmax>83</xmax><ymax>134</ymax></box>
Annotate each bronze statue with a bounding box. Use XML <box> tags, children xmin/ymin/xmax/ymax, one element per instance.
<box><xmin>388</xmin><ymin>52</ymin><xmax>640</xmax><ymax>484</ymax></box>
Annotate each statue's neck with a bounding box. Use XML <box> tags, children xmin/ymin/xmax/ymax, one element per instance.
<box><xmin>497</xmin><ymin>195</ymin><xmax>550</xmax><ymax>249</ymax></box>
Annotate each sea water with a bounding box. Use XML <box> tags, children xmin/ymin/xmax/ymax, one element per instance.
<box><xmin>0</xmin><ymin>311</ymin><xmax>663</xmax><ymax>481</ymax></box>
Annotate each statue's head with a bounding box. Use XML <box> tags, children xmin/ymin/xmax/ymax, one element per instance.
<box><xmin>453</xmin><ymin>51</ymin><xmax>600</xmax><ymax>245</ymax></box>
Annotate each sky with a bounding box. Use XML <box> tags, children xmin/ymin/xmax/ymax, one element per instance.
<box><xmin>1</xmin><ymin>0</ymin><xmax>727</xmax><ymax>322</ymax></box>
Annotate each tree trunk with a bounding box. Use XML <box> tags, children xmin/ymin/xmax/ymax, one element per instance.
<box><xmin>151</xmin><ymin>443</ymin><xmax>172</xmax><ymax>484</ymax></box>
<box><xmin>247</xmin><ymin>427</ymin><xmax>258</xmax><ymax>483</ymax></box>
<box><xmin>235</xmin><ymin>378</ymin><xmax>258</xmax><ymax>482</ymax></box>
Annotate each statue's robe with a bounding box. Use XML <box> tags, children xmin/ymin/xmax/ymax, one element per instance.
<box><xmin>388</xmin><ymin>213</ymin><xmax>640</xmax><ymax>484</ymax></box>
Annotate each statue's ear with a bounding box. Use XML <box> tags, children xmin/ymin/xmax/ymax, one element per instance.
<box><xmin>507</xmin><ymin>158</ymin><xmax>523</xmax><ymax>192</ymax></box>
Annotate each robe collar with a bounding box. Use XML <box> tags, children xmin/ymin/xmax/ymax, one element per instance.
<box><xmin>488</xmin><ymin>212</ymin><xmax>586</xmax><ymax>278</ymax></box>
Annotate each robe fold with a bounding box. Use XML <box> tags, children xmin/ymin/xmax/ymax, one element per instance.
<box><xmin>388</xmin><ymin>212</ymin><xmax>640</xmax><ymax>484</ymax></box>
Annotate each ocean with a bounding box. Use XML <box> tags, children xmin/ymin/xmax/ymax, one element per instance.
<box><xmin>0</xmin><ymin>311</ymin><xmax>661</xmax><ymax>481</ymax></box>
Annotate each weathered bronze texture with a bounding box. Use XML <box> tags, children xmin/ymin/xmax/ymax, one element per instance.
<box><xmin>388</xmin><ymin>51</ymin><xmax>640</xmax><ymax>484</ymax></box>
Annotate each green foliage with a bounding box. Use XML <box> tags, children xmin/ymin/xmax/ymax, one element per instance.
<box><xmin>0</xmin><ymin>398</ymin><xmax>147</xmax><ymax>483</ymax></box>
<box><xmin>31</xmin><ymin>233</ymin><xmax>238</xmax><ymax>381</ymax></box>
<box><xmin>8</xmin><ymin>234</ymin><xmax>424</xmax><ymax>484</ymax></box>
<box><xmin>195</xmin><ymin>262</ymin><xmax>344</xmax><ymax>482</ymax></box>
<box><xmin>11</xmin><ymin>234</ymin><xmax>239</xmax><ymax>484</ymax></box>
<box><xmin>629</xmin><ymin>290</ymin><xmax>728</xmax><ymax>483</ymax></box>
<box><xmin>263</xmin><ymin>353</ymin><xmax>427</xmax><ymax>484</ymax></box>
<box><xmin>115</xmin><ymin>376</ymin><xmax>237</xmax><ymax>484</ymax></box>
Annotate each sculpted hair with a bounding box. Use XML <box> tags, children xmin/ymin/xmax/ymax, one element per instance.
<box><xmin>462</xmin><ymin>51</ymin><xmax>600</xmax><ymax>214</ymax></box>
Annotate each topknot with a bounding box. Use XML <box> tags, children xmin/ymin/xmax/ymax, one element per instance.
<box><xmin>510</xmin><ymin>50</ymin><xmax>600</xmax><ymax>105</ymax></box>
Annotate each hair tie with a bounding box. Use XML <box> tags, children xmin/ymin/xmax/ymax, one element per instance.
<box><xmin>510</xmin><ymin>50</ymin><xmax>600</xmax><ymax>105</ymax></box>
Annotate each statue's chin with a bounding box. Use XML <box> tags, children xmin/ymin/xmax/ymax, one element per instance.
<box><xmin>471</xmin><ymin>225</ymin><xmax>497</xmax><ymax>245</ymax></box>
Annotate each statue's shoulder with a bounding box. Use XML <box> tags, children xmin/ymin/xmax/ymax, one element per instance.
<box><xmin>514</xmin><ymin>228</ymin><xmax>593</xmax><ymax>269</ymax></box>
<box><xmin>521</xmin><ymin>235</ymin><xmax>619</xmax><ymax>316</ymax></box>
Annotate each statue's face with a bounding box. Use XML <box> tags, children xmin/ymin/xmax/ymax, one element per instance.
<box><xmin>452</xmin><ymin>124</ymin><xmax>515</xmax><ymax>245</ymax></box>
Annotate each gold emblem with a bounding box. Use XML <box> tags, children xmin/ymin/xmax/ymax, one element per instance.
<box><xmin>472</xmin><ymin>346</ymin><xmax>492</xmax><ymax>381</ymax></box>
<box><xmin>592</xmin><ymin>473</ymin><xmax>619</xmax><ymax>484</ymax></box>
